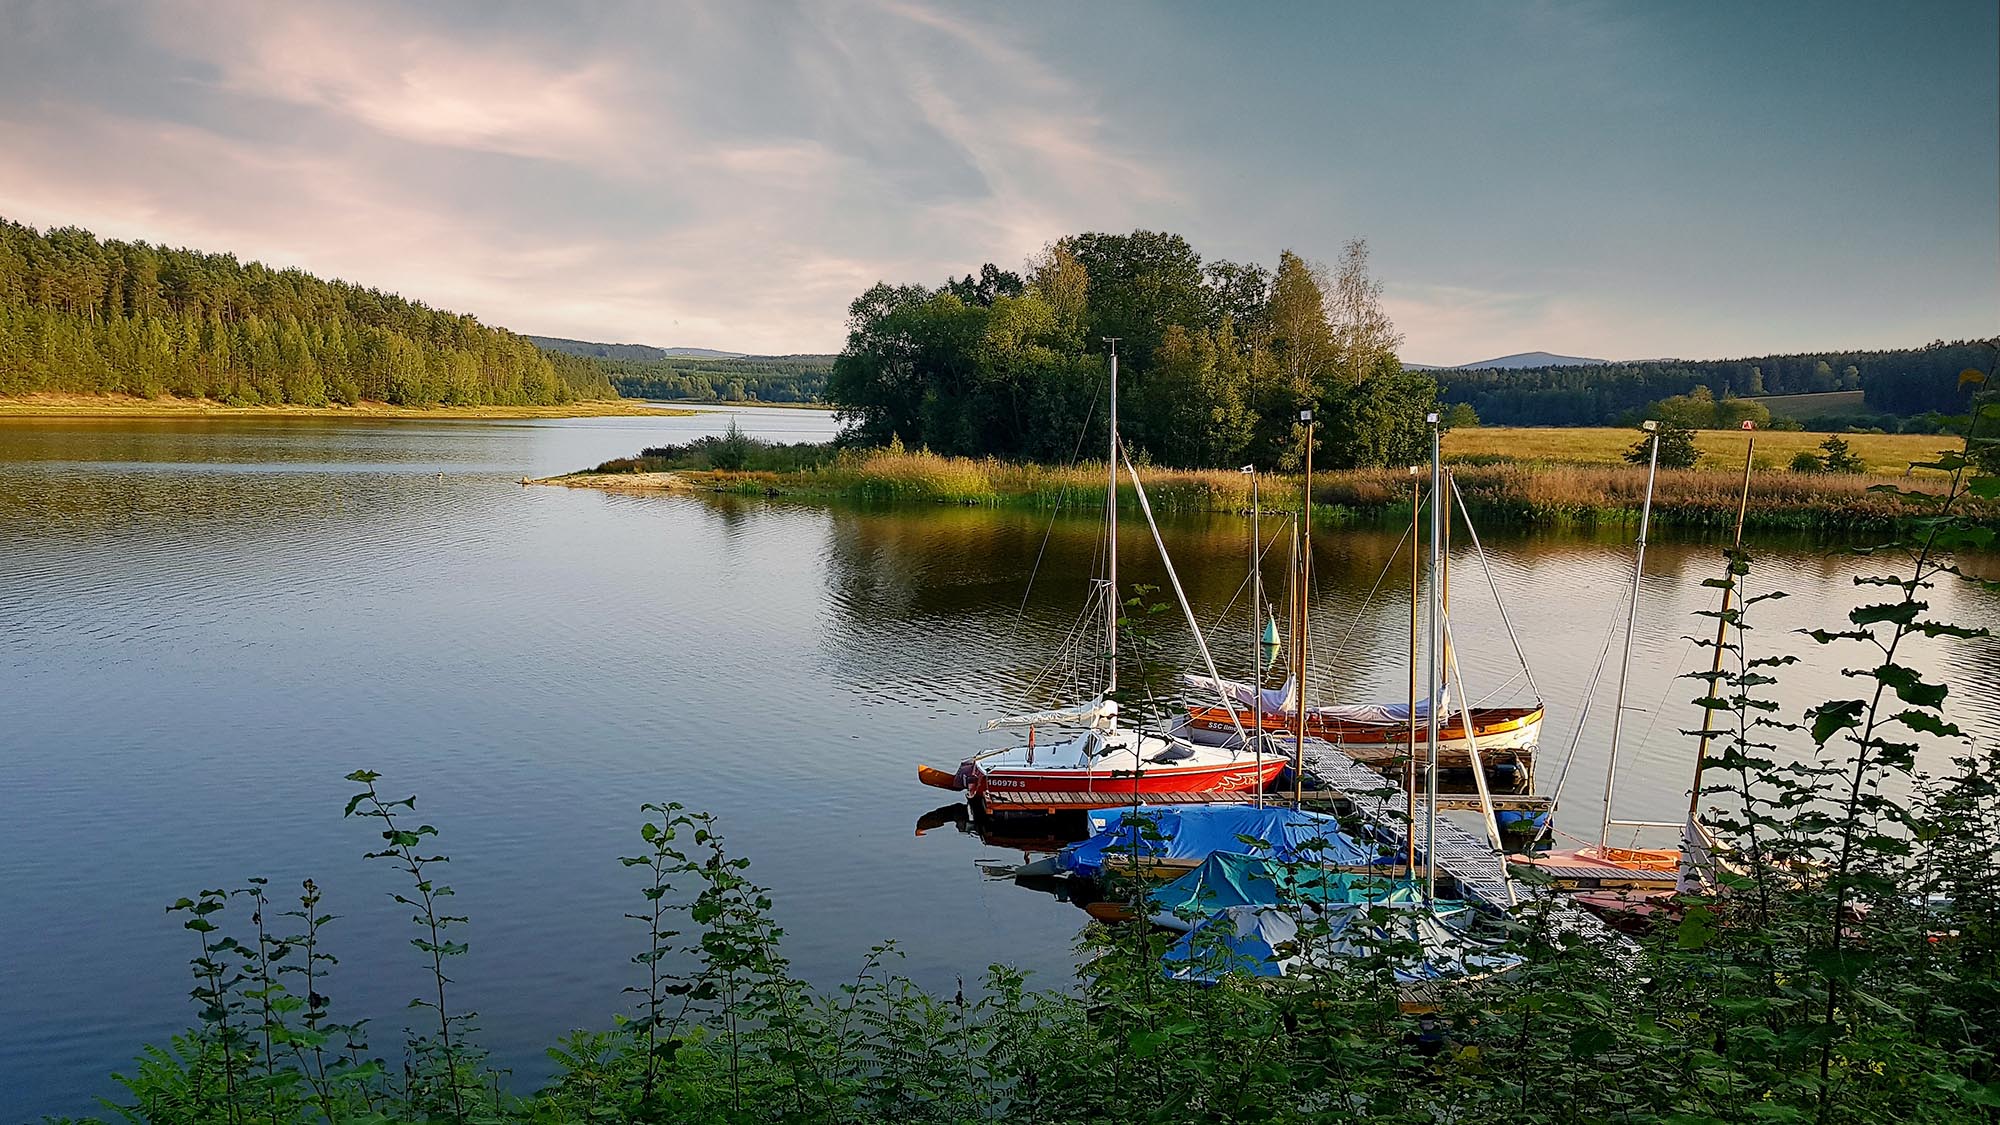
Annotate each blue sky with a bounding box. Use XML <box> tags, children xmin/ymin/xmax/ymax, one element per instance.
<box><xmin>1</xmin><ymin>0</ymin><xmax>1992</xmax><ymax>362</ymax></box>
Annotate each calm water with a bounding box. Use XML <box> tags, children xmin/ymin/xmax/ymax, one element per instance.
<box><xmin>4</xmin><ymin>408</ymin><xmax>1997</xmax><ymax>1116</ymax></box>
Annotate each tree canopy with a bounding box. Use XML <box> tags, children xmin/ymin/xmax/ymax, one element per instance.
<box><xmin>0</xmin><ymin>218</ymin><xmax>616</xmax><ymax>407</ymax></box>
<box><xmin>826</xmin><ymin>232</ymin><xmax>1435</xmax><ymax>470</ymax></box>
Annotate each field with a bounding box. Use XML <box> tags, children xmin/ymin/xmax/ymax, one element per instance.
<box><xmin>1444</xmin><ymin>425</ymin><xmax>1952</xmax><ymax>475</ymax></box>
<box><xmin>1744</xmin><ymin>389</ymin><xmax>1868</xmax><ymax>418</ymax></box>
<box><xmin>0</xmin><ymin>392</ymin><xmax>682</xmax><ymax>420</ymax></box>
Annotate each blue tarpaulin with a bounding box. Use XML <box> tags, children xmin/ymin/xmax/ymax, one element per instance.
<box><xmin>1162</xmin><ymin>903</ymin><xmax>1519</xmax><ymax>984</ymax></box>
<box><xmin>1056</xmin><ymin>804</ymin><xmax>1386</xmax><ymax>878</ymax></box>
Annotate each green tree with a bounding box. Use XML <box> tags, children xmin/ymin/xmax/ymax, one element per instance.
<box><xmin>1440</xmin><ymin>402</ymin><xmax>1479</xmax><ymax>428</ymax></box>
<box><xmin>1625</xmin><ymin>420</ymin><xmax>1698</xmax><ymax>468</ymax></box>
<box><xmin>1818</xmin><ymin>434</ymin><xmax>1863</xmax><ymax>472</ymax></box>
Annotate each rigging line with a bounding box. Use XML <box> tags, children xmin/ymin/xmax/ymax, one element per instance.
<box><xmin>1448</xmin><ymin>473</ymin><xmax>1543</xmax><ymax>703</ymax></box>
<box><xmin>1326</xmin><ymin>513</ymin><xmax>1419</xmax><ymax>672</ymax></box>
<box><xmin>1204</xmin><ymin>526</ymin><xmax>1290</xmax><ymax>642</ymax></box>
<box><xmin>1628</xmin><ymin>631</ymin><xmax>1700</xmax><ymax>771</ymax></box>
<box><xmin>1546</xmin><ymin>583</ymin><xmax>1629</xmax><ymax>807</ymax></box>
<box><xmin>1013</xmin><ymin>377</ymin><xmax>1104</xmax><ymax>634</ymax></box>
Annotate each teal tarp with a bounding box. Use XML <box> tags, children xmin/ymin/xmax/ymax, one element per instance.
<box><xmin>1149</xmin><ymin>853</ymin><xmax>1426</xmax><ymax>926</ymax></box>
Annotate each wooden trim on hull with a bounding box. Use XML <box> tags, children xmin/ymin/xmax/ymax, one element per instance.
<box><xmin>1185</xmin><ymin>705</ymin><xmax>1544</xmax><ymax>770</ymax></box>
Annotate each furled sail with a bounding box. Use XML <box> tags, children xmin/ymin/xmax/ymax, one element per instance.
<box><xmin>981</xmin><ymin>697</ymin><xmax>1117</xmax><ymax>732</ymax></box>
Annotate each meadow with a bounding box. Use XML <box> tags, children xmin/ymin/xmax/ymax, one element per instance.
<box><xmin>1443</xmin><ymin>424</ymin><xmax>1951</xmax><ymax>475</ymax></box>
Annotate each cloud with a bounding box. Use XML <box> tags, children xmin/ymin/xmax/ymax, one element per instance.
<box><xmin>147</xmin><ymin>2</ymin><xmax>641</xmax><ymax>165</ymax></box>
<box><xmin>0</xmin><ymin>0</ymin><xmax>1172</xmax><ymax>353</ymax></box>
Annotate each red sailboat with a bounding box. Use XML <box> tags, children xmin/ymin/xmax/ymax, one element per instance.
<box><xmin>919</xmin><ymin>342</ymin><xmax>1281</xmax><ymax>808</ymax></box>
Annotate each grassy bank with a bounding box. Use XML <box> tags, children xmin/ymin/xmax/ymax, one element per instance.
<box><xmin>1445</xmin><ymin>424</ymin><xmax>1953</xmax><ymax>474</ymax></box>
<box><xmin>0</xmin><ymin>392</ymin><xmax>685</xmax><ymax>420</ymax></box>
<box><xmin>542</xmin><ymin>446</ymin><xmax>1981</xmax><ymax>532</ymax></box>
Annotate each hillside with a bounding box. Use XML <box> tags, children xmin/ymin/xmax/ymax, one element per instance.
<box><xmin>0</xmin><ymin>218</ymin><xmax>617</xmax><ymax>407</ymax></box>
<box><xmin>526</xmin><ymin>335</ymin><xmax>746</xmax><ymax>361</ymax></box>
<box><xmin>1438</xmin><ymin>340</ymin><xmax>1995</xmax><ymax>427</ymax></box>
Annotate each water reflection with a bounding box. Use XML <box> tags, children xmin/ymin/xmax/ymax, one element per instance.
<box><xmin>3</xmin><ymin>413</ymin><xmax>1995</xmax><ymax>1119</ymax></box>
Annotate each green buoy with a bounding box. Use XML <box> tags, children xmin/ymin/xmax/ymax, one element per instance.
<box><xmin>1261</xmin><ymin>617</ymin><xmax>1282</xmax><ymax>646</ymax></box>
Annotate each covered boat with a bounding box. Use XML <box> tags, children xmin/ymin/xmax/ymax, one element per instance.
<box><xmin>1145</xmin><ymin>852</ymin><xmax>1422</xmax><ymax>930</ymax></box>
<box><xmin>1051</xmin><ymin>803</ymin><xmax>1385</xmax><ymax>879</ymax></box>
<box><xmin>1161</xmin><ymin>902</ymin><xmax>1520</xmax><ymax>984</ymax></box>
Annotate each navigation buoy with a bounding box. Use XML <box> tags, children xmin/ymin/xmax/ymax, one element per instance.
<box><xmin>1261</xmin><ymin>617</ymin><xmax>1281</xmax><ymax>646</ymax></box>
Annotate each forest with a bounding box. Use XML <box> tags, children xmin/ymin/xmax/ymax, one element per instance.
<box><xmin>1439</xmin><ymin>339</ymin><xmax>1997</xmax><ymax>427</ymax></box>
<box><xmin>590</xmin><ymin>353</ymin><xmax>833</xmax><ymax>403</ymax></box>
<box><xmin>827</xmin><ymin>232</ymin><xmax>1439</xmax><ymax>470</ymax></box>
<box><xmin>0</xmin><ymin>219</ymin><xmax>617</xmax><ymax>407</ymax></box>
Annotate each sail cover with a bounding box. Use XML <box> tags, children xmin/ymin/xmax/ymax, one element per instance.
<box><xmin>1162</xmin><ymin>902</ymin><xmax>1519</xmax><ymax>984</ymax></box>
<box><xmin>1149</xmin><ymin>853</ymin><xmax>1424</xmax><ymax>925</ymax></box>
<box><xmin>1181</xmin><ymin>674</ymin><xmax>1297</xmax><ymax>714</ymax></box>
<box><xmin>1183</xmin><ymin>675</ymin><xmax>1454</xmax><ymax>724</ymax></box>
<box><xmin>982</xmin><ymin>698</ymin><xmax>1116</xmax><ymax>732</ymax></box>
<box><xmin>1306</xmin><ymin>687</ymin><xmax>1452</xmax><ymax>727</ymax></box>
<box><xmin>1057</xmin><ymin>804</ymin><xmax>1386</xmax><ymax>879</ymax></box>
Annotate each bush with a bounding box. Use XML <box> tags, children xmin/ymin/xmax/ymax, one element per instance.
<box><xmin>1791</xmin><ymin>450</ymin><xmax>1824</xmax><ymax>473</ymax></box>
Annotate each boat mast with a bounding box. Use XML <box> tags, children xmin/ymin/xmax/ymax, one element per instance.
<box><xmin>1407</xmin><ymin>466</ymin><xmax>1420</xmax><ymax>873</ymax></box>
<box><xmin>1425</xmin><ymin>411</ymin><xmax>1442</xmax><ymax>906</ymax></box>
<box><xmin>1682</xmin><ymin>430</ymin><xmax>1755</xmax><ymax>887</ymax></box>
<box><xmin>1293</xmin><ymin>408</ymin><xmax>1314</xmax><ymax>807</ymax></box>
<box><xmin>1104</xmin><ymin>339</ymin><xmax>1119</xmax><ymax>699</ymax></box>
<box><xmin>1246</xmin><ymin>465</ymin><xmax>1264</xmax><ymax>808</ymax></box>
<box><xmin>1598</xmin><ymin>420</ymin><xmax>1661</xmax><ymax>854</ymax></box>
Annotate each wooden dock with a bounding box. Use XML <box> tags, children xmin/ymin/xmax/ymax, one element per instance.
<box><xmin>979</xmin><ymin>787</ymin><xmax>1554</xmax><ymax>817</ymax></box>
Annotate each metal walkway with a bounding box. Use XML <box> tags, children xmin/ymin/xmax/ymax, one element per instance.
<box><xmin>1298</xmin><ymin>738</ymin><xmax>1630</xmax><ymax>948</ymax></box>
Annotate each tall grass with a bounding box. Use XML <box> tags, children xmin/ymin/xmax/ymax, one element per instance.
<box><xmin>569</xmin><ymin>447</ymin><xmax>1985</xmax><ymax>533</ymax></box>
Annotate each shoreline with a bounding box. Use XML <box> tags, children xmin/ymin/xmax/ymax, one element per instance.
<box><xmin>529</xmin><ymin>456</ymin><xmax>1986</xmax><ymax>533</ymax></box>
<box><xmin>0</xmin><ymin>393</ymin><xmax>693</xmax><ymax>421</ymax></box>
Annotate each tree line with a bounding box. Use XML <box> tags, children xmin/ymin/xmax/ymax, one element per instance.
<box><xmin>0</xmin><ymin>219</ymin><xmax>616</xmax><ymax>407</ymax></box>
<box><xmin>591</xmin><ymin>354</ymin><xmax>832</xmax><ymax>403</ymax></box>
<box><xmin>826</xmin><ymin>231</ymin><xmax>1439</xmax><ymax>470</ymax></box>
<box><xmin>1439</xmin><ymin>338</ymin><xmax>1997</xmax><ymax>426</ymax></box>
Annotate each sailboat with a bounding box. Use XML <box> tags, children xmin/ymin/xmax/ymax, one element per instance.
<box><xmin>1180</xmin><ymin>424</ymin><xmax>1543</xmax><ymax>768</ymax></box>
<box><xmin>1513</xmin><ymin>423</ymin><xmax>1751</xmax><ymax>898</ymax></box>
<box><xmin>918</xmin><ymin>343</ymin><xmax>1288</xmax><ymax>807</ymax></box>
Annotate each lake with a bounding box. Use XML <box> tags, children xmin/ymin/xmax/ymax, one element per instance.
<box><xmin>4</xmin><ymin>406</ymin><xmax>1996</xmax><ymax>1116</ymax></box>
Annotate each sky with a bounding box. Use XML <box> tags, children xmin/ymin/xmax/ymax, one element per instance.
<box><xmin>0</xmin><ymin>1</ymin><xmax>1993</xmax><ymax>364</ymax></box>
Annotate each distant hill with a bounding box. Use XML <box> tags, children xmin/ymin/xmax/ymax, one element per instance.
<box><xmin>1409</xmin><ymin>351</ymin><xmax>1610</xmax><ymax>371</ymax></box>
<box><xmin>527</xmin><ymin>335</ymin><xmax>745</xmax><ymax>361</ymax></box>
<box><xmin>1435</xmin><ymin>340</ymin><xmax>1995</xmax><ymax>428</ymax></box>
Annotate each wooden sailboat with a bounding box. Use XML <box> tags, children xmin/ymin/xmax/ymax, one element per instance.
<box><xmin>1182</xmin><ymin>435</ymin><xmax>1544</xmax><ymax>768</ymax></box>
<box><xmin>1514</xmin><ymin>424</ymin><xmax>1754</xmax><ymax>897</ymax></box>
<box><xmin>918</xmin><ymin>342</ymin><xmax>1286</xmax><ymax>808</ymax></box>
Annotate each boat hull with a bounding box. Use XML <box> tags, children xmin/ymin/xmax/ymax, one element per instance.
<box><xmin>1184</xmin><ymin>704</ymin><xmax>1543</xmax><ymax>768</ymax></box>
<box><xmin>969</xmin><ymin>755</ymin><xmax>1288</xmax><ymax>801</ymax></box>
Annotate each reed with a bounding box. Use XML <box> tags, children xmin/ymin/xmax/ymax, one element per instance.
<box><xmin>568</xmin><ymin>448</ymin><xmax>1986</xmax><ymax>532</ymax></box>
